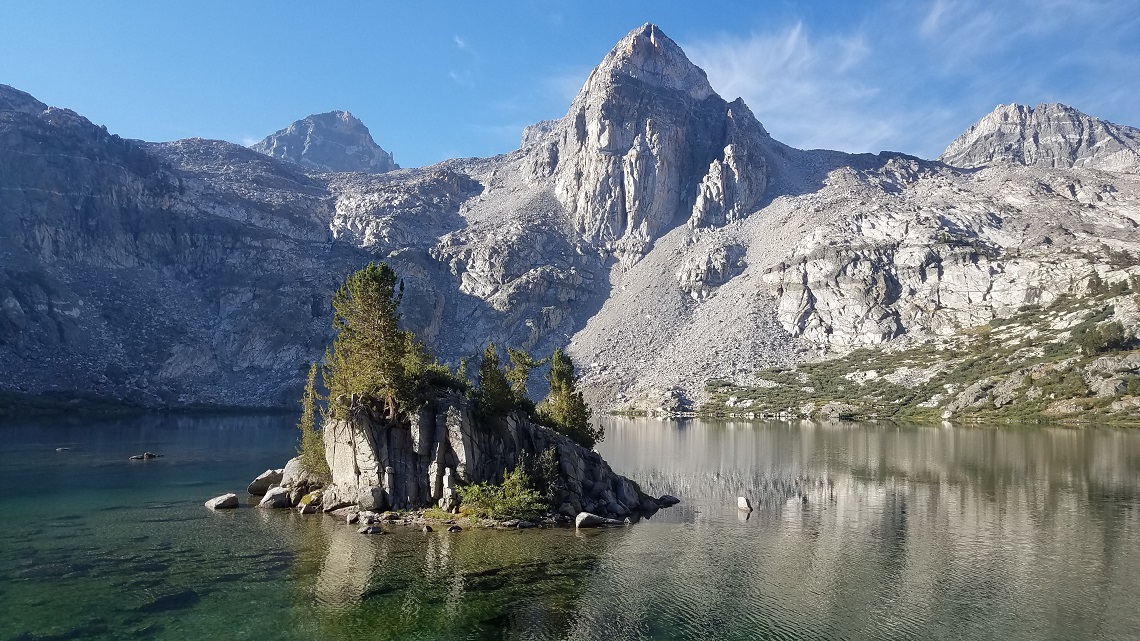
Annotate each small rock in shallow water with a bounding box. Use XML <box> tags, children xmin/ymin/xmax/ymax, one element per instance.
<box><xmin>347</xmin><ymin>512</ymin><xmax>360</xmax><ymax>525</ymax></box>
<box><xmin>447</xmin><ymin>525</ymin><xmax>462</xmax><ymax>532</ymax></box>
<box><xmin>517</xmin><ymin>520</ymin><xmax>535</xmax><ymax>529</ymax></box>
<box><xmin>422</xmin><ymin>525</ymin><xmax>433</xmax><ymax>533</ymax></box>
<box><xmin>358</xmin><ymin>525</ymin><xmax>385</xmax><ymax>535</ymax></box>
<box><xmin>258</xmin><ymin>486</ymin><xmax>291</xmax><ymax>508</ymax></box>
<box><xmin>204</xmin><ymin>493</ymin><xmax>239</xmax><ymax>510</ymax></box>
<box><xmin>297</xmin><ymin>503</ymin><xmax>317</xmax><ymax>515</ymax></box>
<box><xmin>55</xmin><ymin>447</ymin><xmax>70</xmax><ymax>452</ymax></box>
<box><xmin>738</xmin><ymin>496</ymin><xmax>753</xmax><ymax>511</ymax></box>
<box><xmin>128</xmin><ymin>452</ymin><xmax>163</xmax><ymax>461</ymax></box>
<box><xmin>575</xmin><ymin>512</ymin><xmax>605</xmax><ymax>528</ymax></box>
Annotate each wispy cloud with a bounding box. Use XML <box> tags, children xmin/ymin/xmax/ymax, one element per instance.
<box><xmin>684</xmin><ymin>24</ymin><xmax>896</xmax><ymax>153</ymax></box>
<box><xmin>682</xmin><ymin>1</ymin><xmax>1140</xmax><ymax>159</ymax></box>
<box><xmin>453</xmin><ymin>35</ymin><xmax>469</xmax><ymax>50</ymax></box>
<box><xmin>448</xmin><ymin>69</ymin><xmax>474</xmax><ymax>87</ymax></box>
<box><xmin>240</xmin><ymin>135</ymin><xmax>259</xmax><ymax>147</ymax></box>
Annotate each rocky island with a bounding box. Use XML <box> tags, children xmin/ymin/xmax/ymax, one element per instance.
<box><xmin>208</xmin><ymin>262</ymin><xmax>677</xmax><ymax>529</ymax></box>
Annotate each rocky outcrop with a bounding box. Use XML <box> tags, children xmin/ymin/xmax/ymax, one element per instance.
<box><xmin>534</xmin><ymin>24</ymin><xmax>769</xmax><ymax>262</ymax></box>
<box><xmin>940</xmin><ymin>103</ymin><xmax>1140</xmax><ymax>173</ymax></box>
<box><xmin>251</xmin><ymin>111</ymin><xmax>398</xmax><ymax>174</ymax></box>
<box><xmin>676</xmin><ymin>242</ymin><xmax>744</xmax><ymax>301</ymax></box>
<box><xmin>320</xmin><ymin>390</ymin><xmax>664</xmax><ymax>520</ymax></box>
<box><xmin>759</xmin><ymin>154</ymin><xmax>1140</xmax><ymax>350</ymax></box>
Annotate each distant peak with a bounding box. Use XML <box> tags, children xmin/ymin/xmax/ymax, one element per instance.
<box><xmin>251</xmin><ymin>111</ymin><xmax>398</xmax><ymax>174</ymax></box>
<box><xmin>581</xmin><ymin>23</ymin><xmax>715</xmax><ymax>101</ymax></box>
<box><xmin>940</xmin><ymin>102</ymin><xmax>1140</xmax><ymax>173</ymax></box>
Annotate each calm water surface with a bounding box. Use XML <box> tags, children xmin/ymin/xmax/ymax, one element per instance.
<box><xmin>1</xmin><ymin>415</ymin><xmax>1139</xmax><ymax>640</ymax></box>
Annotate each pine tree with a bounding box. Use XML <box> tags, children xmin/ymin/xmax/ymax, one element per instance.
<box><xmin>506</xmin><ymin>347</ymin><xmax>545</xmax><ymax>402</ymax></box>
<box><xmin>297</xmin><ymin>362</ymin><xmax>330</xmax><ymax>480</ymax></box>
<box><xmin>477</xmin><ymin>342</ymin><xmax>516</xmax><ymax>416</ymax></box>
<box><xmin>539</xmin><ymin>348</ymin><xmax>603</xmax><ymax>449</ymax></box>
<box><xmin>322</xmin><ymin>262</ymin><xmax>426</xmax><ymax>421</ymax></box>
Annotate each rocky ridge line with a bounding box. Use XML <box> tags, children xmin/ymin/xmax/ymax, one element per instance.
<box><xmin>940</xmin><ymin>103</ymin><xmax>1140</xmax><ymax>173</ymax></box>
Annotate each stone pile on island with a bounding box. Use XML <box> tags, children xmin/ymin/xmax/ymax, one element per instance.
<box><xmin>205</xmin><ymin>389</ymin><xmax>679</xmax><ymax>529</ymax></box>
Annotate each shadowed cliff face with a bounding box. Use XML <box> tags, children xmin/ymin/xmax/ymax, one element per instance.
<box><xmin>0</xmin><ymin>84</ymin><xmax>372</xmax><ymax>407</ymax></box>
<box><xmin>2</xmin><ymin>23</ymin><xmax>1140</xmax><ymax>414</ymax></box>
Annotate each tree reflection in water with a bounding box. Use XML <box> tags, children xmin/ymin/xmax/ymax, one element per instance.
<box><xmin>300</xmin><ymin>517</ymin><xmax>605</xmax><ymax>639</ymax></box>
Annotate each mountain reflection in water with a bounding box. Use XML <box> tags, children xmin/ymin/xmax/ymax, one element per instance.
<box><xmin>1</xmin><ymin>414</ymin><xmax>1138</xmax><ymax>640</ymax></box>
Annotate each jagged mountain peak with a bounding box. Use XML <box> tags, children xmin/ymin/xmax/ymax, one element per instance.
<box><xmin>251</xmin><ymin>110</ymin><xmax>399</xmax><ymax>174</ymax></box>
<box><xmin>578</xmin><ymin>23</ymin><xmax>715</xmax><ymax>102</ymax></box>
<box><xmin>535</xmin><ymin>23</ymin><xmax>768</xmax><ymax>259</ymax></box>
<box><xmin>940</xmin><ymin>102</ymin><xmax>1140</xmax><ymax>173</ymax></box>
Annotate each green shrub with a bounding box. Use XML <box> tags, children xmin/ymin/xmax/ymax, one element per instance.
<box><xmin>519</xmin><ymin>448</ymin><xmax>561</xmax><ymax>504</ymax></box>
<box><xmin>1078</xmin><ymin>321</ymin><xmax>1129</xmax><ymax>355</ymax></box>
<box><xmin>457</xmin><ymin>463</ymin><xmax>547</xmax><ymax>520</ymax></box>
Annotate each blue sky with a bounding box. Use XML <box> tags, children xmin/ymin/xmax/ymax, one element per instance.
<box><xmin>2</xmin><ymin>1</ymin><xmax>1138</xmax><ymax>167</ymax></box>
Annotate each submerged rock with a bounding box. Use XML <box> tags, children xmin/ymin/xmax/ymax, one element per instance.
<box><xmin>204</xmin><ymin>493</ymin><xmax>239</xmax><ymax>510</ymax></box>
<box><xmin>358</xmin><ymin>525</ymin><xmax>385</xmax><ymax>535</ymax></box>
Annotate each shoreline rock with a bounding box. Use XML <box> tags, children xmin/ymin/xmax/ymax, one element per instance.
<box><xmin>246</xmin><ymin>468</ymin><xmax>283</xmax><ymax>495</ymax></box>
<box><xmin>258</xmin><ymin>486</ymin><xmax>291</xmax><ymax>509</ymax></box>
<box><xmin>204</xmin><ymin>493</ymin><xmax>239</xmax><ymax>510</ymax></box>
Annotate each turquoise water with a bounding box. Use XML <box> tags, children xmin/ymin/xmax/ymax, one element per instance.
<box><xmin>2</xmin><ymin>415</ymin><xmax>1140</xmax><ymax>640</ymax></box>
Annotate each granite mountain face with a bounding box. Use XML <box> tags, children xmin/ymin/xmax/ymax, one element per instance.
<box><xmin>939</xmin><ymin>102</ymin><xmax>1140</xmax><ymax>172</ymax></box>
<box><xmin>251</xmin><ymin>110</ymin><xmax>399</xmax><ymax>174</ymax></box>
<box><xmin>1</xmin><ymin>24</ymin><xmax>1138</xmax><ymax>413</ymax></box>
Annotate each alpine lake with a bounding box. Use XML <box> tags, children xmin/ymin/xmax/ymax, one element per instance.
<box><xmin>2</xmin><ymin>413</ymin><xmax>1139</xmax><ymax>640</ymax></box>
